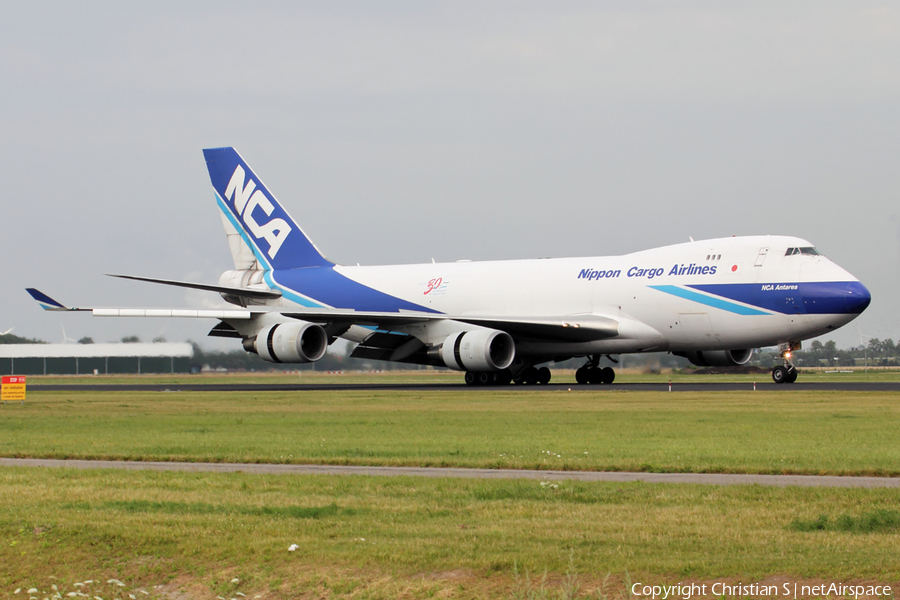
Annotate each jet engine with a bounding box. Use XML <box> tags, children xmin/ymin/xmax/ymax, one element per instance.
<box><xmin>676</xmin><ymin>349</ymin><xmax>753</xmax><ymax>367</ymax></box>
<box><xmin>250</xmin><ymin>321</ymin><xmax>328</xmax><ymax>363</ymax></box>
<box><xmin>436</xmin><ymin>330</ymin><xmax>515</xmax><ymax>372</ymax></box>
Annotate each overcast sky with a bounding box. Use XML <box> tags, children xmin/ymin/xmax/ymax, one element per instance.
<box><xmin>2</xmin><ymin>1</ymin><xmax>897</xmax><ymax>351</ymax></box>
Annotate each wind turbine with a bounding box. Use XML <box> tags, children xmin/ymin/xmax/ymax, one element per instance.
<box><xmin>61</xmin><ymin>324</ymin><xmax>78</xmax><ymax>344</ymax></box>
<box><xmin>857</xmin><ymin>327</ymin><xmax>870</xmax><ymax>373</ymax></box>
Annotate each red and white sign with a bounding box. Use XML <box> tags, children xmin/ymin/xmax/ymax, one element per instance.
<box><xmin>2</xmin><ymin>375</ymin><xmax>26</xmax><ymax>401</ymax></box>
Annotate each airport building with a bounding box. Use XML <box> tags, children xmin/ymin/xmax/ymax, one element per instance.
<box><xmin>0</xmin><ymin>343</ymin><xmax>194</xmax><ymax>375</ymax></box>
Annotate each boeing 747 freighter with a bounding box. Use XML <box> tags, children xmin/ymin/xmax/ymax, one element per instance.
<box><xmin>28</xmin><ymin>147</ymin><xmax>871</xmax><ymax>385</ymax></box>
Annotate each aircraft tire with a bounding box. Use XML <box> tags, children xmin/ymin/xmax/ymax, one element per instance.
<box><xmin>523</xmin><ymin>367</ymin><xmax>540</xmax><ymax>385</ymax></box>
<box><xmin>497</xmin><ymin>369</ymin><xmax>513</xmax><ymax>386</ymax></box>
<box><xmin>587</xmin><ymin>367</ymin><xmax>604</xmax><ymax>384</ymax></box>
<box><xmin>601</xmin><ymin>367</ymin><xmax>615</xmax><ymax>384</ymax></box>
<box><xmin>786</xmin><ymin>366</ymin><xmax>798</xmax><ymax>384</ymax></box>
<box><xmin>465</xmin><ymin>371</ymin><xmax>478</xmax><ymax>386</ymax></box>
<box><xmin>537</xmin><ymin>366</ymin><xmax>551</xmax><ymax>385</ymax></box>
<box><xmin>575</xmin><ymin>367</ymin><xmax>589</xmax><ymax>384</ymax></box>
<box><xmin>477</xmin><ymin>371</ymin><xmax>493</xmax><ymax>386</ymax></box>
<box><xmin>772</xmin><ymin>366</ymin><xmax>787</xmax><ymax>384</ymax></box>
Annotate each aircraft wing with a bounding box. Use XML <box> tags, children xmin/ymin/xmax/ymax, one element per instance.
<box><xmin>26</xmin><ymin>288</ymin><xmax>255</xmax><ymax>320</ymax></box>
<box><xmin>27</xmin><ymin>289</ymin><xmax>620</xmax><ymax>342</ymax></box>
<box><xmin>283</xmin><ymin>310</ymin><xmax>619</xmax><ymax>342</ymax></box>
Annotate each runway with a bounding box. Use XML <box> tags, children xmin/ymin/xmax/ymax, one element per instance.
<box><xmin>1</xmin><ymin>458</ymin><xmax>897</xmax><ymax>488</ymax></box>
<box><xmin>28</xmin><ymin>381</ymin><xmax>900</xmax><ymax>392</ymax></box>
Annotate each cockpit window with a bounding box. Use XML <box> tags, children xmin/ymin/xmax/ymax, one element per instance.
<box><xmin>785</xmin><ymin>247</ymin><xmax>821</xmax><ymax>256</ymax></box>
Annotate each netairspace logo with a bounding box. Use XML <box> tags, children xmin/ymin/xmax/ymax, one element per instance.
<box><xmin>630</xmin><ymin>581</ymin><xmax>893</xmax><ymax>599</ymax></box>
<box><xmin>224</xmin><ymin>165</ymin><xmax>292</xmax><ymax>259</ymax></box>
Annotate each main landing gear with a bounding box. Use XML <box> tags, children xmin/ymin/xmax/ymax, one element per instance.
<box><xmin>772</xmin><ymin>345</ymin><xmax>799</xmax><ymax>384</ymax></box>
<box><xmin>513</xmin><ymin>366</ymin><xmax>551</xmax><ymax>385</ymax></box>
<box><xmin>463</xmin><ymin>356</ymin><xmax>618</xmax><ymax>387</ymax></box>
<box><xmin>575</xmin><ymin>355</ymin><xmax>616</xmax><ymax>385</ymax></box>
<box><xmin>464</xmin><ymin>369</ymin><xmax>513</xmax><ymax>386</ymax></box>
<box><xmin>463</xmin><ymin>365</ymin><xmax>553</xmax><ymax>386</ymax></box>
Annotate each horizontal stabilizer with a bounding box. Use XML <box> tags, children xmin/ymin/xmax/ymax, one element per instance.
<box><xmin>108</xmin><ymin>274</ymin><xmax>282</xmax><ymax>299</ymax></box>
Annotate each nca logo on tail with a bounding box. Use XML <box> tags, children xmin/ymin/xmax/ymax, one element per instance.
<box><xmin>224</xmin><ymin>165</ymin><xmax>292</xmax><ymax>259</ymax></box>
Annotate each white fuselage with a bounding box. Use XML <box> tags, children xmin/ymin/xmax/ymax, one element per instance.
<box><xmin>259</xmin><ymin>235</ymin><xmax>867</xmax><ymax>359</ymax></box>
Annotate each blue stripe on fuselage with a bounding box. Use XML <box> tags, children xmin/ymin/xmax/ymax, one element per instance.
<box><xmin>687</xmin><ymin>281</ymin><xmax>870</xmax><ymax>315</ymax></box>
<box><xmin>274</xmin><ymin>267</ymin><xmax>441</xmax><ymax>313</ymax></box>
<box><xmin>216</xmin><ymin>193</ymin><xmax>438</xmax><ymax>313</ymax></box>
<box><xmin>650</xmin><ymin>285</ymin><xmax>770</xmax><ymax>315</ymax></box>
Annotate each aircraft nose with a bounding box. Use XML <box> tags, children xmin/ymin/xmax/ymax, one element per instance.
<box><xmin>801</xmin><ymin>280</ymin><xmax>871</xmax><ymax>315</ymax></box>
<box><xmin>844</xmin><ymin>281</ymin><xmax>871</xmax><ymax>314</ymax></box>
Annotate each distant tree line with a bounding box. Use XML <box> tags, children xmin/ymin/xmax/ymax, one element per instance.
<box><xmin>0</xmin><ymin>333</ymin><xmax>46</xmax><ymax>345</ymax></box>
<box><xmin>758</xmin><ymin>338</ymin><xmax>900</xmax><ymax>368</ymax></box>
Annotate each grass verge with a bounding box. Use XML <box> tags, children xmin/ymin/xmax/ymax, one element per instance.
<box><xmin>2</xmin><ymin>389</ymin><xmax>899</xmax><ymax>475</ymax></box>
<box><xmin>1</xmin><ymin>468</ymin><xmax>898</xmax><ymax>599</ymax></box>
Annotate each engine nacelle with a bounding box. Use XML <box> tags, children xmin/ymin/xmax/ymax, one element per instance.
<box><xmin>437</xmin><ymin>330</ymin><xmax>515</xmax><ymax>372</ymax></box>
<box><xmin>677</xmin><ymin>349</ymin><xmax>753</xmax><ymax>367</ymax></box>
<box><xmin>253</xmin><ymin>321</ymin><xmax>328</xmax><ymax>364</ymax></box>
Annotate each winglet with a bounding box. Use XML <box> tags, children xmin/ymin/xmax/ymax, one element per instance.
<box><xmin>26</xmin><ymin>288</ymin><xmax>81</xmax><ymax>311</ymax></box>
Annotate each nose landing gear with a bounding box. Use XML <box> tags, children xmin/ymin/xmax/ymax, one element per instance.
<box><xmin>772</xmin><ymin>344</ymin><xmax>799</xmax><ymax>384</ymax></box>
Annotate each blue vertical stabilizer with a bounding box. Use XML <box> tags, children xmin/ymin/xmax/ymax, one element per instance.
<box><xmin>203</xmin><ymin>147</ymin><xmax>333</xmax><ymax>271</ymax></box>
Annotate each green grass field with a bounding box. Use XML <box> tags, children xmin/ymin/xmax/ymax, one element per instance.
<box><xmin>2</xmin><ymin>388</ymin><xmax>899</xmax><ymax>475</ymax></box>
<box><xmin>1</xmin><ymin>468</ymin><xmax>899</xmax><ymax>599</ymax></box>
<box><xmin>1</xmin><ymin>381</ymin><xmax>899</xmax><ymax>598</ymax></box>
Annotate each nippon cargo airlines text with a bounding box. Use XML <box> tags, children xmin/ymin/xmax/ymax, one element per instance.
<box><xmin>578</xmin><ymin>263</ymin><xmax>718</xmax><ymax>281</ymax></box>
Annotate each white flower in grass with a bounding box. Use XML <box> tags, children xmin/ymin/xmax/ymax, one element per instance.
<box><xmin>28</xmin><ymin>590</ymin><xmax>38</xmax><ymax>595</ymax></box>
<box><xmin>230</xmin><ymin>579</ymin><xmax>240</xmax><ymax>584</ymax></box>
<box><xmin>14</xmin><ymin>589</ymin><xmax>21</xmax><ymax>595</ymax></box>
<box><xmin>288</xmin><ymin>544</ymin><xmax>298</xmax><ymax>551</ymax></box>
